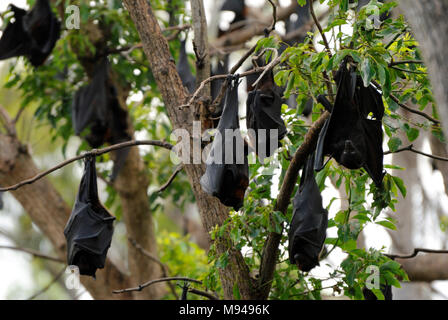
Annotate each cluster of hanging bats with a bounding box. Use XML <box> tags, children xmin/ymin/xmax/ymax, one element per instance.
<box><xmin>0</xmin><ymin>0</ymin><xmax>390</xmax><ymax>299</ymax></box>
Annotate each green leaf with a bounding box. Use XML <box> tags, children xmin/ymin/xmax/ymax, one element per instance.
<box><xmin>297</xmin><ymin>0</ymin><xmax>307</xmax><ymax>6</ymax></box>
<box><xmin>387</xmin><ymin>137</ymin><xmax>402</xmax><ymax>152</ymax></box>
<box><xmin>340</xmin><ymin>0</ymin><xmax>349</xmax><ymax>12</ymax></box>
<box><xmin>361</xmin><ymin>57</ymin><xmax>375</xmax><ymax>87</ymax></box>
<box><xmin>376</xmin><ymin>220</ymin><xmax>396</xmax><ymax>230</ymax></box>
<box><xmin>392</xmin><ymin>176</ymin><xmax>407</xmax><ymax>197</ymax></box>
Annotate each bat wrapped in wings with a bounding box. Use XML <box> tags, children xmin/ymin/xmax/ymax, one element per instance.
<box><xmin>0</xmin><ymin>0</ymin><xmax>60</xmax><ymax>67</ymax></box>
<box><xmin>176</xmin><ymin>39</ymin><xmax>196</xmax><ymax>94</ymax></box>
<box><xmin>200</xmin><ymin>75</ymin><xmax>249</xmax><ymax>210</ymax></box>
<box><xmin>72</xmin><ymin>58</ymin><xmax>131</xmax><ymax>180</ymax></box>
<box><xmin>288</xmin><ymin>154</ymin><xmax>328</xmax><ymax>272</ymax></box>
<box><xmin>219</xmin><ymin>0</ymin><xmax>247</xmax><ymax>35</ymax></box>
<box><xmin>314</xmin><ymin>57</ymin><xmax>385</xmax><ymax>186</ymax></box>
<box><xmin>64</xmin><ymin>156</ymin><xmax>115</xmax><ymax>278</ymax></box>
<box><xmin>246</xmin><ymin>70</ymin><xmax>287</xmax><ymax>161</ymax></box>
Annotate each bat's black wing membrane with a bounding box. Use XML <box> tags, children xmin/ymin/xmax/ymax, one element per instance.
<box><xmin>363</xmin><ymin>283</ymin><xmax>393</xmax><ymax>300</ymax></box>
<box><xmin>288</xmin><ymin>154</ymin><xmax>328</xmax><ymax>272</ymax></box>
<box><xmin>0</xmin><ymin>5</ymin><xmax>30</xmax><ymax>61</ymax></box>
<box><xmin>200</xmin><ymin>75</ymin><xmax>249</xmax><ymax>210</ymax></box>
<box><xmin>221</xmin><ymin>0</ymin><xmax>246</xmax><ymax>25</ymax></box>
<box><xmin>246</xmin><ymin>71</ymin><xmax>286</xmax><ymax>161</ymax></box>
<box><xmin>285</xmin><ymin>0</ymin><xmax>310</xmax><ymax>45</ymax></box>
<box><xmin>23</xmin><ymin>0</ymin><xmax>61</xmax><ymax>67</ymax></box>
<box><xmin>210</xmin><ymin>55</ymin><xmax>230</xmax><ymax>122</ymax></box>
<box><xmin>314</xmin><ymin>58</ymin><xmax>385</xmax><ymax>186</ymax></box>
<box><xmin>177</xmin><ymin>39</ymin><xmax>196</xmax><ymax>94</ymax></box>
<box><xmin>64</xmin><ymin>156</ymin><xmax>115</xmax><ymax>278</ymax></box>
<box><xmin>72</xmin><ymin>59</ymin><xmax>109</xmax><ymax>147</ymax></box>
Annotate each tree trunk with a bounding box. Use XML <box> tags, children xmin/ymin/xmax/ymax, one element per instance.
<box><xmin>122</xmin><ymin>0</ymin><xmax>258</xmax><ymax>299</ymax></box>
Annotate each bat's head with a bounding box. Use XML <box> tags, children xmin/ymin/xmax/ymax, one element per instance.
<box><xmin>339</xmin><ymin>139</ymin><xmax>364</xmax><ymax>169</ymax></box>
<box><xmin>294</xmin><ymin>252</ymin><xmax>318</xmax><ymax>272</ymax></box>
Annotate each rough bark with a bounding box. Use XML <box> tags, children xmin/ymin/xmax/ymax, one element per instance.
<box><xmin>399</xmin><ymin>1</ymin><xmax>448</xmax><ymax>136</ymax></box>
<box><xmin>0</xmin><ymin>134</ymin><xmax>132</xmax><ymax>299</ymax></box>
<box><xmin>398</xmin><ymin>254</ymin><xmax>448</xmax><ymax>282</ymax></box>
<box><xmin>122</xmin><ymin>0</ymin><xmax>257</xmax><ymax>299</ymax></box>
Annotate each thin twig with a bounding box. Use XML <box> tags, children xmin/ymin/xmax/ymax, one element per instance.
<box><xmin>0</xmin><ymin>140</ymin><xmax>173</xmax><ymax>192</ymax></box>
<box><xmin>13</xmin><ymin>107</ymin><xmax>25</xmax><ymax>125</ymax></box>
<box><xmin>188</xmin><ymin>288</ymin><xmax>219</xmax><ymax>300</ymax></box>
<box><xmin>371</xmin><ymin>80</ymin><xmax>440</xmax><ymax>124</ymax></box>
<box><xmin>27</xmin><ymin>267</ymin><xmax>66</xmax><ymax>300</ymax></box>
<box><xmin>386</xmin><ymin>248</ymin><xmax>448</xmax><ymax>260</ymax></box>
<box><xmin>384</xmin><ymin>144</ymin><xmax>448</xmax><ymax>161</ymax></box>
<box><xmin>112</xmin><ymin>277</ymin><xmax>202</xmax><ymax>294</ymax></box>
<box><xmin>157</xmin><ymin>165</ymin><xmax>184</xmax><ymax>193</ymax></box>
<box><xmin>128</xmin><ymin>238</ymin><xmax>179</xmax><ymax>299</ymax></box>
<box><xmin>180</xmin><ymin>65</ymin><xmax>278</xmax><ymax>109</ymax></box>
<box><xmin>0</xmin><ymin>245</ymin><xmax>64</xmax><ymax>263</ymax></box>
<box><xmin>266</xmin><ymin>0</ymin><xmax>277</xmax><ymax>34</ymax></box>
<box><xmin>389</xmin><ymin>60</ymin><xmax>424</xmax><ymax>67</ymax></box>
<box><xmin>390</xmin><ymin>66</ymin><xmax>427</xmax><ymax>75</ymax></box>
<box><xmin>251</xmin><ymin>48</ymin><xmax>279</xmax><ymax>88</ymax></box>
<box><xmin>310</xmin><ymin>1</ymin><xmax>332</xmax><ymax>59</ymax></box>
<box><xmin>0</xmin><ymin>105</ymin><xmax>16</xmax><ymax>136</ymax></box>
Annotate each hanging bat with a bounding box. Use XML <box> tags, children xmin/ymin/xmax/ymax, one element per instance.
<box><xmin>246</xmin><ymin>70</ymin><xmax>287</xmax><ymax>161</ymax></box>
<box><xmin>22</xmin><ymin>0</ymin><xmax>61</xmax><ymax>67</ymax></box>
<box><xmin>0</xmin><ymin>0</ymin><xmax>60</xmax><ymax>67</ymax></box>
<box><xmin>64</xmin><ymin>156</ymin><xmax>115</xmax><ymax>278</ymax></box>
<box><xmin>176</xmin><ymin>39</ymin><xmax>196</xmax><ymax>94</ymax></box>
<box><xmin>72</xmin><ymin>58</ymin><xmax>131</xmax><ymax>180</ymax></box>
<box><xmin>72</xmin><ymin>59</ymin><xmax>109</xmax><ymax>148</ymax></box>
<box><xmin>210</xmin><ymin>55</ymin><xmax>230</xmax><ymax>126</ymax></box>
<box><xmin>220</xmin><ymin>0</ymin><xmax>246</xmax><ymax>26</ymax></box>
<box><xmin>0</xmin><ymin>5</ymin><xmax>30</xmax><ymax>61</ymax></box>
<box><xmin>314</xmin><ymin>57</ymin><xmax>385</xmax><ymax>186</ymax></box>
<box><xmin>0</xmin><ymin>192</ymin><xmax>3</xmax><ymax>210</ymax></box>
<box><xmin>200</xmin><ymin>75</ymin><xmax>249</xmax><ymax>210</ymax></box>
<box><xmin>288</xmin><ymin>154</ymin><xmax>328</xmax><ymax>272</ymax></box>
<box><xmin>285</xmin><ymin>0</ymin><xmax>310</xmax><ymax>45</ymax></box>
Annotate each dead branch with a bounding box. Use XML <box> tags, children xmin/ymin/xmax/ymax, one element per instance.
<box><xmin>384</xmin><ymin>144</ymin><xmax>448</xmax><ymax>161</ymax></box>
<box><xmin>157</xmin><ymin>165</ymin><xmax>184</xmax><ymax>193</ymax></box>
<box><xmin>0</xmin><ymin>140</ymin><xmax>173</xmax><ymax>192</ymax></box>
<box><xmin>112</xmin><ymin>277</ymin><xmax>202</xmax><ymax>294</ymax></box>
<box><xmin>0</xmin><ymin>245</ymin><xmax>64</xmax><ymax>263</ymax></box>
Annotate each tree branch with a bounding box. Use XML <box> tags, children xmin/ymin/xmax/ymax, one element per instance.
<box><xmin>387</xmin><ymin>247</ymin><xmax>448</xmax><ymax>260</ymax></box>
<box><xmin>157</xmin><ymin>165</ymin><xmax>183</xmax><ymax>193</ymax></box>
<box><xmin>0</xmin><ymin>140</ymin><xmax>173</xmax><ymax>192</ymax></box>
<box><xmin>309</xmin><ymin>0</ymin><xmax>332</xmax><ymax>59</ymax></box>
<box><xmin>0</xmin><ymin>245</ymin><xmax>64</xmax><ymax>263</ymax></box>
<box><xmin>384</xmin><ymin>143</ymin><xmax>448</xmax><ymax>161</ymax></box>
<box><xmin>112</xmin><ymin>277</ymin><xmax>202</xmax><ymax>295</ymax></box>
<box><xmin>27</xmin><ymin>267</ymin><xmax>66</xmax><ymax>300</ymax></box>
<box><xmin>372</xmin><ymin>80</ymin><xmax>440</xmax><ymax>124</ymax></box>
<box><xmin>389</xmin><ymin>60</ymin><xmax>424</xmax><ymax>67</ymax></box>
